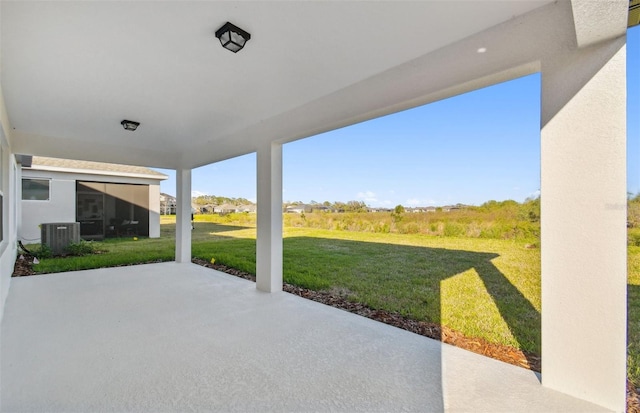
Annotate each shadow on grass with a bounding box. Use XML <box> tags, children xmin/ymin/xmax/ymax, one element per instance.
<box><xmin>286</xmin><ymin>237</ymin><xmax>539</xmax><ymax>355</ymax></box>
<box><xmin>628</xmin><ymin>283</ymin><xmax>640</xmax><ymax>387</ymax></box>
<box><xmin>162</xmin><ymin>221</ymin><xmax>253</xmax><ymax>239</ymax></box>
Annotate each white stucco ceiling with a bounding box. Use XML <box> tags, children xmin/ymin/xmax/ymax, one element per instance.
<box><xmin>0</xmin><ymin>0</ymin><xmax>590</xmax><ymax>170</ymax></box>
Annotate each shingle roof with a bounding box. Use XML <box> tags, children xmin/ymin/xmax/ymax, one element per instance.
<box><xmin>29</xmin><ymin>156</ymin><xmax>167</xmax><ymax>180</ymax></box>
<box><xmin>631</xmin><ymin>0</ymin><xmax>640</xmax><ymax>28</ymax></box>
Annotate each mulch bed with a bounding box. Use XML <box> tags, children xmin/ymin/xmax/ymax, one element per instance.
<box><xmin>630</xmin><ymin>380</ymin><xmax>640</xmax><ymax>413</ymax></box>
<box><xmin>12</xmin><ymin>255</ymin><xmax>36</xmax><ymax>277</ymax></box>
<box><xmin>12</xmin><ymin>255</ymin><xmax>640</xmax><ymax>411</ymax></box>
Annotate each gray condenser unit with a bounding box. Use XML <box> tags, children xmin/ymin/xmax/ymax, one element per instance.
<box><xmin>41</xmin><ymin>222</ymin><xmax>81</xmax><ymax>255</ymax></box>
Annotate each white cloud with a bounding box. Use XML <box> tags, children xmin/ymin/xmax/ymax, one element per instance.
<box><xmin>405</xmin><ymin>198</ymin><xmax>436</xmax><ymax>206</ymax></box>
<box><xmin>192</xmin><ymin>190</ymin><xmax>206</xmax><ymax>197</ymax></box>
<box><xmin>356</xmin><ymin>190</ymin><xmax>378</xmax><ymax>203</ymax></box>
<box><xmin>357</xmin><ymin>190</ymin><xmax>376</xmax><ymax>199</ymax></box>
<box><xmin>355</xmin><ymin>191</ymin><xmax>397</xmax><ymax>207</ymax></box>
<box><xmin>527</xmin><ymin>189</ymin><xmax>541</xmax><ymax>199</ymax></box>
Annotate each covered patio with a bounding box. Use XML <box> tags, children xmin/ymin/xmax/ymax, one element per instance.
<box><xmin>0</xmin><ymin>0</ymin><xmax>633</xmax><ymax>411</ymax></box>
<box><xmin>2</xmin><ymin>263</ymin><xmax>606</xmax><ymax>412</ymax></box>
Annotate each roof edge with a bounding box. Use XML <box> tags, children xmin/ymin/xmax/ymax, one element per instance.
<box><xmin>25</xmin><ymin>164</ymin><xmax>168</xmax><ymax>181</ymax></box>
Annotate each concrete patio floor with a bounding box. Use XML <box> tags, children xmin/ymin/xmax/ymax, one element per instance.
<box><xmin>1</xmin><ymin>262</ymin><xmax>609</xmax><ymax>412</ymax></box>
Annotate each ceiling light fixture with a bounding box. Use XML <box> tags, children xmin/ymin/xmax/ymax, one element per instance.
<box><xmin>215</xmin><ymin>22</ymin><xmax>251</xmax><ymax>53</ymax></box>
<box><xmin>121</xmin><ymin>120</ymin><xmax>140</xmax><ymax>131</ymax></box>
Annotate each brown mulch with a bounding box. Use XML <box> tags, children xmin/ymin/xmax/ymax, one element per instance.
<box><xmin>12</xmin><ymin>255</ymin><xmax>36</xmax><ymax>277</ymax></box>
<box><xmin>629</xmin><ymin>379</ymin><xmax>640</xmax><ymax>413</ymax></box>
<box><xmin>11</xmin><ymin>254</ymin><xmax>167</xmax><ymax>278</ymax></box>
<box><xmin>12</xmin><ymin>255</ymin><xmax>640</xmax><ymax>411</ymax></box>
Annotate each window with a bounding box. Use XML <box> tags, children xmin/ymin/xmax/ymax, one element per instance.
<box><xmin>22</xmin><ymin>178</ymin><xmax>50</xmax><ymax>201</ymax></box>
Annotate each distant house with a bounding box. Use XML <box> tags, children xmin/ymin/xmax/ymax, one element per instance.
<box><xmin>214</xmin><ymin>204</ymin><xmax>238</xmax><ymax>214</ymax></box>
<box><xmin>285</xmin><ymin>204</ymin><xmax>331</xmax><ymax>213</ymax></box>
<box><xmin>237</xmin><ymin>204</ymin><xmax>257</xmax><ymax>213</ymax></box>
<box><xmin>310</xmin><ymin>205</ymin><xmax>331</xmax><ymax>213</ymax></box>
<box><xmin>21</xmin><ymin>156</ymin><xmax>167</xmax><ymax>242</ymax></box>
<box><xmin>159</xmin><ymin>193</ymin><xmax>176</xmax><ymax>215</ymax></box>
<box><xmin>285</xmin><ymin>204</ymin><xmax>311</xmax><ymax>214</ymax></box>
<box><xmin>442</xmin><ymin>205</ymin><xmax>462</xmax><ymax>212</ymax></box>
<box><xmin>368</xmin><ymin>207</ymin><xmax>392</xmax><ymax>213</ymax></box>
<box><xmin>198</xmin><ymin>204</ymin><xmax>217</xmax><ymax>214</ymax></box>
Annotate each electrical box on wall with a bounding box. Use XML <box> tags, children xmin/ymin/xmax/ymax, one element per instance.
<box><xmin>41</xmin><ymin>222</ymin><xmax>80</xmax><ymax>255</ymax></box>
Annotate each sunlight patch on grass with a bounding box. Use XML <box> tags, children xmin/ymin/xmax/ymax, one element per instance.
<box><xmin>628</xmin><ymin>246</ymin><xmax>640</xmax><ymax>386</ymax></box>
<box><xmin>441</xmin><ymin>270</ymin><xmax>519</xmax><ymax>349</ymax></box>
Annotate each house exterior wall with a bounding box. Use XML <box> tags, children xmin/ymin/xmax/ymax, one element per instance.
<box><xmin>21</xmin><ymin>169</ymin><xmax>75</xmax><ymax>243</ymax></box>
<box><xmin>20</xmin><ymin>169</ymin><xmax>163</xmax><ymax>243</ymax></box>
<box><xmin>159</xmin><ymin>193</ymin><xmax>176</xmax><ymax>215</ymax></box>
<box><xmin>0</xmin><ymin>143</ymin><xmax>18</xmax><ymax>317</ymax></box>
<box><xmin>0</xmin><ymin>79</ymin><xmax>18</xmax><ymax>326</ymax></box>
<box><xmin>0</xmin><ymin>41</ymin><xmax>19</xmax><ymax>409</ymax></box>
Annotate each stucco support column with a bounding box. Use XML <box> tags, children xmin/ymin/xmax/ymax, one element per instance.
<box><xmin>148</xmin><ymin>184</ymin><xmax>161</xmax><ymax>238</ymax></box>
<box><xmin>541</xmin><ymin>37</ymin><xmax>626</xmax><ymax>411</ymax></box>
<box><xmin>175</xmin><ymin>168</ymin><xmax>192</xmax><ymax>264</ymax></box>
<box><xmin>256</xmin><ymin>142</ymin><xmax>283</xmax><ymax>292</ymax></box>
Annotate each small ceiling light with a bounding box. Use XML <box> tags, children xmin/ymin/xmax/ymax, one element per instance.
<box><xmin>215</xmin><ymin>22</ymin><xmax>251</xmax><ymax>53</ymax></box>
<box><xmin>121</xmin><ymin>120</ymin><xmax>140</xmax><ymax>131</ymax></box>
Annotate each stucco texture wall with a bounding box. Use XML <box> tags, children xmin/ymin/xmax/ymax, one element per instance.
<box><xmin>20</xmin><ymin>171</ymin><xmax>75</xmax><ymax>243</ymax></box>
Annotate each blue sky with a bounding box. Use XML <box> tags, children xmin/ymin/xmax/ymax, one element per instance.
<box><xmin>158</xmin><ymin>26</ymin><xmax>640</xmax><ymax>207</ymax></box>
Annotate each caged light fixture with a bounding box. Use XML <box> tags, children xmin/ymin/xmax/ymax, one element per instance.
<box><xmin>215</xmin><ymin>22</ymin><xmax>251</xmax><ymax>53</ymax></box>
<box><xmin>121</xmin><ymin>120</ymin><xmax>140</xmax><ymax>131</ymax></box>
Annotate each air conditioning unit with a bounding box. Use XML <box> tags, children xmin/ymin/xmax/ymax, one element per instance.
<box><xmin>41</xmin><ymin>222</ymin><xmax>81</xmax><ymax>256</ymax></box>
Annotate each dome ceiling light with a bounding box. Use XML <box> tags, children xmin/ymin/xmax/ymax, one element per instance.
<box><xmin>215</xmin><ymin>22</ymin><xmax>251</xmax><ymax>53</ymax></box>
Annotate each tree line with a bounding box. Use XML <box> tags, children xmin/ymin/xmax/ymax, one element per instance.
<box><xmin>192</xmin><ymin>193</ymin><xmax>542</xmax><ymax>219</ymax></box>
<box><xmin>192</xmin><ymin>195</ymin><xmax>253</xmax><ymax>206</ymax></box>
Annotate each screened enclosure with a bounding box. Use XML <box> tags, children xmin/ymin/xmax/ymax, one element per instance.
<box><xmin>76</xmin><ymin>181</ymin><xmax>150</xmax><ymax>240</ymax></box>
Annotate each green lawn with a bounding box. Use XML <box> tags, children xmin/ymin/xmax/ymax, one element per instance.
<box><xmin>29</xmin><ymin>214</ymin><xmax>639</xmax><ymax>385</ymax></box>
<box><xmin>629</xmin><ymin>246</ymin><xmax>640</xmax><ymax>387</ymax></box>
